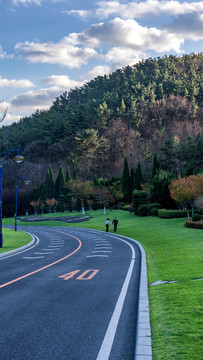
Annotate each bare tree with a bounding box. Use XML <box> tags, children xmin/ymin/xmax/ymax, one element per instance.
<box><xmin>0</xmin><ymin>101</ymin><xmax>8</xmax><ymax>123</ymax></box>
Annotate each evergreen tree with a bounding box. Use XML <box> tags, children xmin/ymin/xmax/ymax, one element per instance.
<box><xmin>72</xmin><ymin>167</ymin><xmax>77</xmax><ymax>180</ymax></box>
<box><xmin>133</xmin><ymin>162</ymin><xmax>144</xmax><ymax>190</ymax></box>
<box><xmin>67</xmin><ymin>194</ymin><xmax>73</xmax><ymax>212</ymax></box>
<box><xmin>149</xmin><ymin>170</ymin><xmax>175</xmax><ymax>208</ymax></box>
<box><xmin>45</xmin><ymin>165</ymin><xmax>55</xmax><ymax>199</ymax></box>
<box><xmin>55</xmin><ymin>165</ymin><xmax>65</xmax><ymax>199</ymax></box>
<box><xmin>130</xmin><ymin>168</ymin><xmax>135</xmax><ymax>194</ymax></box>
<box><xmin>76</xmin><ymin>197</ymin><xmax>82</xmax><ymax>212</ymax></box>
<box><xmin>122</xmin><ymin>158</ymin><xmax>131</xmax><ymax>203</ymax></box>
<box><xmin>58</xmin><ymin>194</ymin><xmax>65</xmax><ymax>213</ymax></box>
<box><xmin>151</xmin><ymin>154</ymin><xmax>160</xmax><ymax>179</ymax></box>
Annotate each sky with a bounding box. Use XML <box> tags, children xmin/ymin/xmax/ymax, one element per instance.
<box><xmin>0</xmin><ymin>0</ymin><xmax>202</xmax><ymax>125</ymax></box>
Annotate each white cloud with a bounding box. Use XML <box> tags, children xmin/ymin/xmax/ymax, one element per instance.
<box><xmin>0</xmin><ymin>76</ymin><xmax>34</xmax><ymax>88</ymax></box>
<box><xmin>43</xmin><ymin>74</ymin><xmax>83</xmax><ymax>88</ymax></box>
<box><xmin>163</xmin><ymin>13</ymin><xmax>203</xmax><ymax>40</ymax></box>
<box><xmin>78</xmin><ymin>17</ymin><xmax>184</xmax><ymax>53</ymax></box>
<box><xmin>62</xmin><ymin>9</ymin><xmax>91</xmax><ymax>18</ymax></box>
<box><xmin>15</xmin><ymin>38</ymin><xmax>99</xmax><ymax>68</ymax></box>
<box><xmin>12</xmin><ymin>0</ymin><xmax>42</xmax><ymax>5</ymax></box>
<box><xmin>85</xmin><ymin>65</ymin><xmax>111</xmax><ymax>79</ymax></box>
<box><xmin>95</xmin><ymin>0</ymin><xmax>203</xmax><ymax>19</ymax></box>
<box><xmin>105</xmin><ymin>47</ymin><xmax>142</xmax><ymax>67</ymax></box>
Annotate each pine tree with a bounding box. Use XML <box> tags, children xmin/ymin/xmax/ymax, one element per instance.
<box><xmin>58</xmin><ymin>194</ymin><xmax>65</xmax><ymax>213</ymax></box>
<box><xmin>45</xmin><ymin>165</ymin><xmax>55</xmax><ymax>199</ymax></box>
<box><xmin>55</xmin><ymin>165</ymin><xmax>65</xmax><ymax>199</ymax></box>
<box><xmin>151</xmin><ymin>154</ymin><xmax>160</xmax><ymax>179</ymax></box>
<box><xmin>67</xmin><ymin>194</ymin><xmax>73</xmax><ymax>212</ymax></box>
<box><xmin>72</xmin><ymin>167</ymin><xmax>77</xmax><ymax>180</ymax></box>
<box><xmin>65</xmin><ymin>165</ymin><xmax>71</xmax><ymax>183</ymax></box>
<box><xmin>133</xmin><ymin>162</ymin><xmax>144</xmax><ymax>190</ymax></box>
<box><xmin>122</xmin><ymin>158</ymin><xmax>131</xmax><ymax>203</ymax></box>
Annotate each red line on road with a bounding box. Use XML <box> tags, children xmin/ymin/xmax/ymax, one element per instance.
<box><xmin>0</xmin><ymin>231</ymin><xmax>82</xmax><ymax>289</ymax></box>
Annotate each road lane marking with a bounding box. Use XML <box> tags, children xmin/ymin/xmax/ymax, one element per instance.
<box><xmin>23</xmin><ymin>256</ymin><xmax>44</xmax><ymax>259</ymax></box>
<box><xmin>35</xmin><ymin>252</ymin><xmax>54</xmax><ymax>255</ymax></box>
<box><xmin>77</xmin><ymin>269</ymin><xmax>99</xmax><ymax>280</ymax></box>
<box><xmin>0</xmin><ymin>232</ymin><xmax>82</xmax><ymax>289</ymax></box>
<box><xmin>96</xmin><ymin>235</ymin><xmax>135</xmax><ymax>360</ymax></box>
<box><xmin>86</xmin><ymin>255</ymin><xmax>109</xmax><ymax>258</ymax></box>
<box><xmin>91</xmin><ymin>251</ymin><xmax>111</xmax><ymax>253</ymax></box>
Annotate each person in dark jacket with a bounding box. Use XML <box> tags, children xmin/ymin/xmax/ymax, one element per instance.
<box><xmin>112</xmin><ymin>217</ymin><xmax>118</xmax><ymax>232</ymax></box>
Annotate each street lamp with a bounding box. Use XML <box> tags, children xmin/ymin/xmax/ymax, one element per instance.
<box><xmin>15</xmin><ymin>177</ymin><xmax>29</xmax><ymax>231</ymax></box>
<box><xmin>0</xmin><ymin>149</ymin><xmax>24</xmax><ymax>247</ymax></box>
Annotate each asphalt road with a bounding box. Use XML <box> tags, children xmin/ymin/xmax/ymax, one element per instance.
<box><xmin>0</xmin><ymin>226</ymin><xmax>141</xmax><ymax>360</ymax></box>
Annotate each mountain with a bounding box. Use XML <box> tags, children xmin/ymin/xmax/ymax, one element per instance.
<box><xmin>0</xmin><ymin>53</ymin><xmax>202</xmax><ymax>185</ymax></box>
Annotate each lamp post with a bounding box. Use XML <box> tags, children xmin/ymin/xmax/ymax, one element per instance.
<box><xmin>15</xmin><ymin>177</ymin><xmax>29</xmax><ymax>231</ymax></box>
<box><xmin>0</xmin><ymin>149</ymin><xmax>24</xmax><ymax>247</ymax></box>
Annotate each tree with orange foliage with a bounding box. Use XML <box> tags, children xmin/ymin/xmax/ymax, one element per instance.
<box><xmin>30</xmin><ymin>199</ymin><xmax>39</xmax><ymax>215</ymax></box>
<box><xmin>45</xmin><ymin>198</ymin><xmax>58</xmax><ymax>213</ymax></box>
<box><xmin>169</xmin><ymin>174</ymin><xmax>203</xmax><ymax>217</ymax></box>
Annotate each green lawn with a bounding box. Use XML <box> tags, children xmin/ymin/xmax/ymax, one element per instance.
<box><xmin>0</xmin><ymin>228</ymin><xmax>31</xmax><ymax>254</ymax></box>
<box><xmin>2</xmin><ymin>210</ymin><xmax>203</xmax><ymax>359</ymax></box>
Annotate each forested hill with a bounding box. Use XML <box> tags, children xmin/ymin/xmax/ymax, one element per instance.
<box><xmin>1</xmin><ymin>53</ymin><xmax>203</xmax><ymax>184</ymax></box>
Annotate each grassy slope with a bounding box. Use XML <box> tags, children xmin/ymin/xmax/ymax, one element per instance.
<box><xmin>0</xmin><ymin>228</ymin><xmax>31</xmax><ymax>253</ymax></box>
<box><xmin>3</xmin><ymin>210</ymin><xmax>203</xmax><ymax>359</ymax></box>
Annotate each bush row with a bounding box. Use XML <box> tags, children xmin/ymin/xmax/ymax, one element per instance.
<box><xmin>158</xmin><ymin>209</ymin><xmax>203</xmax><ymax>219</ymax></box>
<box><xmin>185</xmin><ymin>219</ymin><xmax>203</xmax><ymax>229</ymax></box>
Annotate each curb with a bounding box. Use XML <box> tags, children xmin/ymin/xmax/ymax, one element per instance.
<box><xmin>106</xmin><ymin>233</ymin><xmax>152</xmax><ymax>360</ymax></box>
<box><xmin>82</xmin><ymin>228</ymin><xmax>152</xmax><ymax>360</ymax></box>
<box><xmin>0</xmin><ymin>231</ymin><xmax>36</xmax><ymax>259</ymax></box>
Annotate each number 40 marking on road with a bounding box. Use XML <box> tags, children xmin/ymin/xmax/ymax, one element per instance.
<box><xmin>59</xmin><ymin>269</ymin><xmax>99</xmax><ymax>281</ymax></box>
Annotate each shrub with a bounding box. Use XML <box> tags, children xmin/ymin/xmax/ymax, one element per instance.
<box><xmin>148</xmin><ymin>203</ymin><xmax>162</xmax><ymax>211</ymax></box>
<box><xmin>132</xmin><ymin>190</ymin><xmax>148</xmax><ymax>215</ymax></box>
<box><xmin>137</xmin><ymin>204</ymin><xmax>149</xmax><ymax>216</ymax></box>
<box><xmin>185</xmin><ymin>219</ymin><xmax>203</xmax><ymax>229</ymax></box>
<box><xmin>158</xmin><ymin>209</ymin><xmax>188</xmax><ymax>218</ymax></box>
<box><xmin>192</xmin><ymin>214</ymin><xmax>202</xmax><ymax>222</ymax></box>
<box><xmin>151</xmin><ymin>207</ymin><xmax>159</xmax><ymax>216</ymax></box>
<box><xmin>120</xmin><ymin>204</ymin><xmax>132</xmax><ymax>211</ymax></box>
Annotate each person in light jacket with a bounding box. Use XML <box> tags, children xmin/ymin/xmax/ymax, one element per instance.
<box><xmin>105</xmin><ymin>218</ymin><xmax>111</xmax><ymax>232</ymax></box>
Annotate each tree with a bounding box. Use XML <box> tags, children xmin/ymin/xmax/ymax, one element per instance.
<box><xmin>30</xmin><ymin>199</ymin><xmax>39</xmax><ymax>215</ymax></box>
<box><xmin>169</xmin><ymin>174</ymin><xmax>203</xmax><ymax>216</ymax></box>
<box><xmin>55</xmin><ymin>165</ymin><xmax>65</xmax><ymax>199</ymax></box>
<box><xmin>68</xmin><ymin>179</ymin><xmax>93</xmax><ymax>214</ymax></box>
<box><xmin>45</xmin><ymin>165</ymin><xmax>55</xmax><ymax>199</ymax></box>
<box><xmin>93</xmin><ymin>187</ymin><xmax>114</xmax><ymax>214</ymax></box>
<box><xmin>0</xmin><ymin>101</ymin><xmax>8</xmax><ymax>123</ymax></box>
<box><xmin>150</xmin><ymin>170</ymin><xmax>174</xmax><ymax>208</ymax></box>
<box><xmin>133</xmin><ymin>162</ymin><xmax>144</xmax><ymax>190</ymax></box>
<box><xmin>151</xmin><ymin>154</ymin><xmax>160</xmax><ymax>179</ymax></box>
<box><xmin>45</xmin><ymin>198</ymin><xmax>58</xmax><ymax>213</ymax></box>
<box><xmin>122</xmin><ymin>158</ymin><xmax>131</xmax><ymax>202</ymax></box>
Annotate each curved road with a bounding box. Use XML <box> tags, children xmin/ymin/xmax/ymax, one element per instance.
<box><xmin>0</xmin><ymin>226</ymin><xmax>141</xmax><ymax>360</ymax></box>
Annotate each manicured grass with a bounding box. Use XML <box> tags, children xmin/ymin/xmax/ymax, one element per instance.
<box><xmin>0</xmin><ymin>228</ymin><xmax>31</xmax><ymax>254</ymax></box>
<box><xmin>3</xmin><ymin>210</ymin><xmax>203</xmax><ymax>359</ymax></box>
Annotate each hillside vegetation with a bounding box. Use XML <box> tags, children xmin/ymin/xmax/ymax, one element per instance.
<box><xmin>0</xmin><ymin>53</ymin><xmax>202</xmax><ymax>185</ymax></box>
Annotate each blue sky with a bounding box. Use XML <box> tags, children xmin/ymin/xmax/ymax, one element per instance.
<box><xmin>0</xmin><ymin>0</ymin><xmax>202</xmax><ymax>125</ymax></box>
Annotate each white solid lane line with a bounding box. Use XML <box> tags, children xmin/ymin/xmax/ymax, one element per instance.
<box><xmin>96</xmin><ymin>235</ymin><xmax>136</xmax><ymax>360</ymax></box>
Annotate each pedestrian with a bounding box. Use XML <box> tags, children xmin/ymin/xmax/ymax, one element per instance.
<box><xmin>112</xmin><ymin>217</ymin><xmax>118</xmax><ymax>232</ymax></box>
<box><xmin>105</xmin><ymin>218</ymin><xmax>111</xmax><ymax>232</ymax></box>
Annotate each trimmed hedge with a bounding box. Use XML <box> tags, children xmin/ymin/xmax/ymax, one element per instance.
<box><xmin>158</xmin><ymin>209</ymin><xmax>203</xmax><ymax>219</ymax></box>
<box><xmin>158</xmin><ymin>209</ymin><xmax>189</xmax><ymax>218</ymax></box>
<box><xmin>185</xmin><ymin>219</ymin><xmax>203</xmax><ymax>229</ymax></box>
<box><xmin>192</xmin><ymin>214</ymin><xmax>202</xmax><ymax>222</ymax></box>
<box><xmin>151</xmin><ymin>207</ymin><xmax>159</xmax><ymax>216</ymax></box>
<box><xmin>148</xmin><ymin>203</ymin><xmax>162</xmax><ymax>211</ymax></box>
<box><xmin>137</xmin><ymin>204</ymin><xmax>149</xmax><ymax>216</ymax></box>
